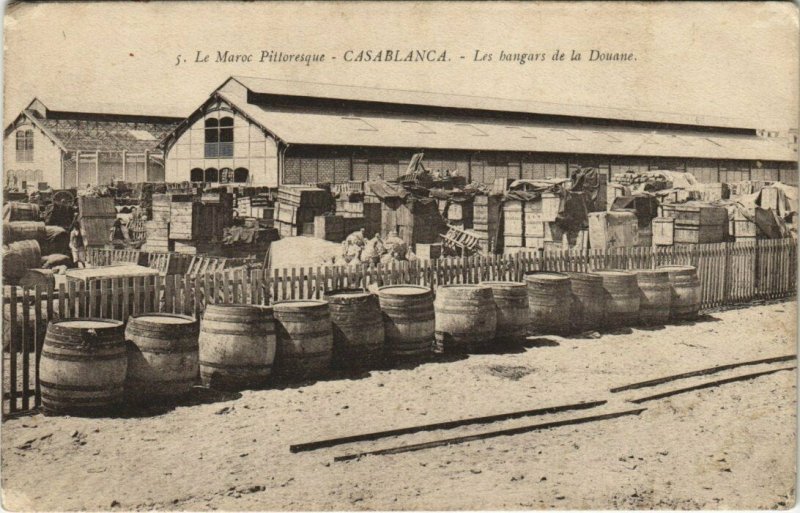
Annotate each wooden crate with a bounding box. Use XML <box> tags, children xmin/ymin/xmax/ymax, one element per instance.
<box><xmin>541</xmin><ymin>193</ymin><xmax>561</xmax><ymax>222</ymax></box>
<box><xmin>277</xmin><ymin>185</ymin><xmax>331</xmax><ymax>208</ymax></box>
<box><xmin>588</xmin><ymin>211</ymin><xmax>637</xmax><ymax>249</ymax></box>
<box><xmin>503</xmin><ymin>201</ymin><xmax>524</xmax><ymax>238</ymax></box>
<box><xmin>168</xmin><ymin>202</ymin><xmax>199</xmax><ymax>240</ymax></box>
<box><xmin>673</xmin><ymin>224</ymin><xmax>727</xmax><ymax>244</ymax></box>
<box><xmin>659</xmin><ymin>204</ymin><xmax>727</xmax><ymax>226</ymax></box>
<box><xmin>760</xmin><ymin>186</ymin><xmax>781</xmax><ymax>210</ymax></box>
<box><xmin>314</xmin><ymin>215</ymin><xmax>345</xmax><ymax>242</ymax></box>
<box><xmin>652</xmin><ymin>217</ymin><xmax>674</xmax><ymax>246</ymax></box>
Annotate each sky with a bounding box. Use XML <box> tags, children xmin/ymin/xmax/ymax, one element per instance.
<box><xmin>3</xmin><ymin>2</ymin><xmax>798</xmax><ymax>131</ymax></box>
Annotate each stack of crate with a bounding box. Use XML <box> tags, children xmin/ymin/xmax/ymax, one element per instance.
<box><xmin>275</xmin><ymin>185</ymin><xmax>332</xmax><ymax>237</ymax></box>
<box><xmin>654</xmin><ymin>203</ymin><xmax>728</xmax><ymax>246</ymax></box>
<box><xmin>143</xmin><ymin>193</ymin><xmax>172</xmax><ymax>252</ymax></box>
<box><xmin>588</xmin><ymin>211</ymin><xmax>638</xmax><ymax>249</ymax></box>
<box><xmin>730</xmin><ymin>209</ymin><xmax>758</xmax><ymax>242</ymax></box>
<box><xmin>473</xmin><ymin>194</ymin><xmax>500</xmax><ymax>252</ymax></box>
<box><xmin>445</xmin><ymin>199</ymin><xmax>474</xmax><ymax>230</ymax></box>
<box><xmin>167</xmin><ymin>191</ymin><xmax>233</xmax><ymax>254</ymax></box>
<box><xmin>502</xmin><ymin>200</ymin><xmax>524</xmax><ymax>252</ymax></box>
<box><xmin>516</xmin><ymin>193</ymin><xmax>561</xmax><ymax>251</ymax></box>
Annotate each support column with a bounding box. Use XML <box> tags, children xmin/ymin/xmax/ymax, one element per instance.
<box><xmin>75</xmin><ymin>150</ymin><xmax>81</xmax><ymax>187</ymax></box>
<box><xmin>144</xmin><ymin>150</ymin><xmax>150</xmax><ymax>182</ymax></box>
<box><xmin>122</xmin><ymin>150</ymin><xmax>127</xmax><ymax>181</ymax></box>
<box><xmin>95</xmin><ymin>150</ymin><xmax>101</xmax><ymax>185</ymax></box>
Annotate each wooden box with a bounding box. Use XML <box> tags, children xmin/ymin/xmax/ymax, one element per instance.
<box><xmin>673</xmin><ymin>224</ymin><xmax>727</xmax><ymax>244</ymax></box>
<box><xmin>652</xmin><ymin>218</ymin><xmax>674</xmax><ymax>246</ymax></box>
<box><xmin>503</xmin><ymin>201</ymin><xmax>524</xmax><ymax>238</ymax></box>
<box><xmin>588</xmin><ymin>211</ymin><xmax>637</xmax><ymax>249</ymax></box>
<box><xmin>541</xmin><ymin>193</ymin><xmax>560</xmax><ymax>222</ymax></box>
<box><xmin>760</xmin><ymin>186</ymin><xmax>781</xmax><ymax>210</ymax></box>
<box><xmin>659</xmin><ymin>204</ymin><xmax>728</xmax><ymax>226</ymax></box>
<box><xmin>314</xmin><ymin>215</ymin><xmax>345</xmax><ymax>242</ymax></box>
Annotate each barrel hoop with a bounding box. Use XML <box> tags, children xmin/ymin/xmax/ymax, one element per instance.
<box><xmin>434</xmin><ymin>307</ymin><xmax>493</xmax><ymax>315</ymax></box>
<box><xmin>40</xmin><ymin>380</ymin><xmax>124</xmax><ymax>392</ymax></box>
<box><xmin>127</xmin><ymin>345</ymin><xmax>198</xmax><ymax>355</ymax></box>
<box><xmin>44</xmin><ymin>338</ymin><xmax>124</xmax><ymax>350</ymax></box>
<box><xmin>278</xmin><ymin>328</ymin><xmax>332</xmax><ymax>339</ymax></box>
<box><xmin>199</xmin><ymin>360</ymin><xmax>273</xmax><ymax>370</ymax></box>
<box><xmin>201</xmin><ymin>326</ymin><xmax>275</xmax><ymax>336</ymax></box>
<box><xmin>279</xmin><ymin>350</ymin><xmax>331</xmax><ymax>360</ymax></box>
<box><xmin>41</xmin><ymin>350</ymin><xmax>126</xmax><ymax>361</ymax></box>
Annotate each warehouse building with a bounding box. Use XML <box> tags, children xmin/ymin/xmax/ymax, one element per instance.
<box><xmin>159</xmin><ymin>76</ymin><xmax>797</xmax><ymax>188</ymax></box>
<box><xmin>3</xmin><ymin>99</ymin><xmax>182</xmax><ymax>189</ymax></box>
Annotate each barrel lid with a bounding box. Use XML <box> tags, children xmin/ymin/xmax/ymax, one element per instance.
<box><xmin>524</xmin><ymin>272</ymin><xmax>569</xmax><ymax>282</ymax></box>
<box><xmin>657</xmin><ymin>265</ymin><xmax>696</xmax><ymax>272</ymax></box>
<box><xmin>480</xmin><ymin>280</ymin><xmax>525</xmax><ymax>287</ymax></box>
<box><xmin>595</xmin><ymin>270</ymin><xmax>635</xmax><ymax>277</ymax></box>
<box><xmin>55</xmin><ymin>318</ymin><xmax>123</xmax><ymax>329</ymax></box>
<box><xmin>131</xmin><ymin>313</ymin><xmax>196</xmax><ymax>325</ymax></box>
<box><xmin>273</xmin><ymin>300</ymin><xmax>328</xmax><ymax>309</ymax></box>
<box><xmin>324</xmin><ymin>288</ymin><xmax>371</xmax><ymax>299</ymax></box>
<box><xmin>378</xmin><ymin>285</ymin><xmax>431</xmax><ymax>296</ymax></box>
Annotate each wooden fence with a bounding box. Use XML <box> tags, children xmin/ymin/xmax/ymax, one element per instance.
<box><xmin>3</xmin><ymin>239</ymin><xmax>796</xmax><ymax>416</ymax></box>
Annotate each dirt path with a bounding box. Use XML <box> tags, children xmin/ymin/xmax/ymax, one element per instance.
<box><xmin>2</xmin><ymin>300</ymin><xmax>796</xmax><ymax>510</ymax></box>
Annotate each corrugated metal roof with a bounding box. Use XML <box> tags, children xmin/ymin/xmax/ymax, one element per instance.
<box><xmin>31</xmin><ymin>97</ymin><xmax>186</xmax><ymax>120</ymax></box>
<box><xmin>219</xmin><ymin>89</ymin><xmax>796</xmax><ymax>162</ymax></box>
<box><xmin>229</xmin><ymin>76</ymin><xmax>759</xmax><ymax>131</ymax></box>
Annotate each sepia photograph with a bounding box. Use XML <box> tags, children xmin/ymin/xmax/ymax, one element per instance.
<box><xmin>1</xmin><ymin>1</ymin><xmax>798</xmax><ymax>510</ymax></box>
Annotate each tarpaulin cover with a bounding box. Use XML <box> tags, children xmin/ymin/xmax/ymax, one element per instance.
<box><xmin>366</xmin><ymin>180</ymin><xmax>409</xmax><ymax>201</ymax></box>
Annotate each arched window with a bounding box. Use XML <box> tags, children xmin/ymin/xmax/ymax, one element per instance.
<box><xmin>190</xmin><ymin>168</ymin><xmax>204</xmax><ymax>182</ymax></box>
<box><xmin>204</xmin><ymin>116</ymin><xmax>234</xmax><ymax>158</ymax></box>
<box><xmin>16</xmin><ymin>130</ymin><xmax>33</xmax><ymax>162</ymax></box>
<box><xmin>219</xmin><ymin>167</ymin><xmax>233</xmax><ymax>183</ymax></box>
<box><xmin>205</xmin><ymin>167</ymin><xmax>219</xmax><ymax>182</ymax></box>
<box><xmin>234</xmin><ymin>167</ymin><xmax>249</xmax><ymax>183</ymax></box>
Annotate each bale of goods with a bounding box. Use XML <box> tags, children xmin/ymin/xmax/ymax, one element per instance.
<box><xmin>658</xmin><ymin>265</ymin><xmax>701</xmax><ymax>320</ymax></box>
<box><xmin>565</xmin><ymin>272</ymin><xmax>606</xmax><ymax>332</ymax></box>
<box><xmin>272</xmin><ymin>301</ymin><xmax>333</xmax><ymax>382</ymax></box>
<box><xmin>595</xmin><ymin>270</ymin><xmax>640</xmax><ymax>328</ymax></box>
<box><xmin>125</xmin><ymin>314</ymin><xmax>200</xmax><ymax>403</ymax></box>
<box><xmin>18</xmin><ymin>269</ymin><xmax>55</xmax><ymax>290</ymax></box>
<box><xmin>634</xmin><ymin>269</ymin><xmax>672</xmax><ymax>325</ymax></box>
<box><xmin>524</xmin><ymin>272</ymin><xmax>573</xmax><ymax>335</ymax></box>
<box><xmin>433</xmin><ymin>285</ymin><xmax>496</xmax><ymax>353</ymax></box>
<box><xmin>41</xmin><ymin>225</ymin><xmax>69</xmax><ymax>256</ymax></box>
<box><xmin>3</xmin><ymin>202</ymin><xmax>40</xmax><ymax>222</ymax></box>
<box><xmin>480</xmin><ymin>281</ymin><xmax>529</xmax><ymax>341</ymax></box>
<box><xmin>378</xmin><ymin>285</ymin><xmax>435</xmax><ymax>363</ymax></box>
<box><xmin>199</xmin><ymin>304</ymin><xmax>276</xmax><ymax>391</ymax></box>
<box><xmin>3</xmin><ymin>221</ymin><xmax>46</xmax><ymax>244</ymax></box>
<box><xmin>3</xmin><ymin>240</ymin><xmax>41</xmax><ymax>283</ymax></box>
<box><xmin>323</xmin><ymin>289</ymin><xmax>384</xmax><ymax>371</ymax></box>
<box><xmin>41</xmin><ymin>253</ymin><xmax>73</xmax><ymax>269</ymax></box>
<box><xmin>40</xmin><ymin>319</ymin><xmax>127</xmax><ymax>416</ymax></box>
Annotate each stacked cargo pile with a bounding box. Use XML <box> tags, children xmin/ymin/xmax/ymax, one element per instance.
<box><xmin>237</xmin><ymin>195</ymin><xmax>273</xmax><ymax>226</ymax></box>
<box><xmin>172</xmin><ymin>191</ymin><xmax>234</xmax><ymax>254</ymax></box>
<box><xmin>610</xmin><ymin>195</ymin><xmax>660</xmax><ymax>247</ymax></box>
<box><xmin>335</xmin><ymin>192</ymin><xmax>379</xmax><ymax>238</ymax></box>
<box><xmin>653</xmin><ymin>203</ymin><xmax>728</xmax><ymax>247</ymax></box>
<box><xmin>275</xmin><ymin>186</ymin><xmax>332</xmax><ymax>238</ymax></box>
<box><xmin>502</xmin><ymin>193</ymin><xmax>565</xmax><ymax>254</ymax></box>
<box><xmin>142</xmin><ymin>193</ymin><xmax>172</xmax><ymax>252</ymax></box>
<box><xmin>77</xmin><ymin>196</ymin><xmax>117</xmax><ymax>248</ymax></box>
<box><xmin>472</xmin><ymin>194</ymin><xmax>501</xmax><ymax>252</ymax></box>
<box><xmin>587</xmin><ymin>211</ymin><xmax>638</xmax><ymax>249</ymax></box>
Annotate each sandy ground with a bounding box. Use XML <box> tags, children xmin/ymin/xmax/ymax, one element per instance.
<box><xmin>1</xmin><ymin>300</ymin><xmax>796</xmax><ymax>511</ymax></box>
<box><xmin>269</xmin><ymin>237</ymin><xmax>342</xmax><ymax>270</ymax></box>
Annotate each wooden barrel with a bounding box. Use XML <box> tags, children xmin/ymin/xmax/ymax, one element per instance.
<box><xmin>596</xmin><ymin>270</ymin><xmax>640</xmax><ymax>328</ymax></box>
<box><xmin>40</xmin><ymin>318</ymin><xmax>127</xmax><ymax>416</ymax></box>
<box><xmin>565</xmin><ymin>272</ymin><xmax>606</xmax><ymax>332</ymax></box>
<box><xmin>659</xmin><ymin>265</ymin><xmax>701</xmax><ymax>320</ymax></box>
<box><xmin>635</xmin><ymin>269</ymin><xmax>672</xmax><ymax>325</ymax></box>
<box><xmin>323</xmin><ymin>289</ymin><xmax>384</xmax><ymax>371</ymax></box>
<box><xmin>273</xmin><ymin>301</ymin><xmax>333</xmax><ymax>382</ymax></box>
<box><xmin>199</xmin><ymin>304</ymin><xmax>276</xmax><ymax>391</ymax></box>
<box><xmin>524</xmin><ymin>272</ymin><xmax>572</xmax><ymax>335</ymax></box>
<box><xmin>434</xmin><ymin>285</ymin><xmax>497</xmax><ymax>353</ymax></box>
<box><xmin>378</xmin><ymin>285</ymin><xmax>434</xmax><ymax>363</ymax></box>
<box><xmin>125</xmin><ymin>313</ymin><xmax>200</xmax><ymax>403</ymax></box>
<box><xmin>3</xmin><ymin>202</ymin><xmax>40</xmax><ymax>222</ymax></box>
<box><xmin>3</xmin><ymin>240</ymin><xmax>40</xmax><ymax>283</ymax></box>
<box><xmin>3</xmin><ymin>221</ymin><xmax>46</xmax><ymax>244</ymax></box>
<box><xmin>480</xmin><ymin>281</ymin><xmax>528</xmax><ymax>341</ymax></box>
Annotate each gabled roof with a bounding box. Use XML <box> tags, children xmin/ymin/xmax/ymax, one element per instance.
<box><xmin>227</xmin><ymin>75</ymin><xmax>758</xmax><ymax>132</ymax></box>
<box><xmin>5</xmin><ymin>99</ymin><xmax>181</xmax><ymax>153</ymax></box>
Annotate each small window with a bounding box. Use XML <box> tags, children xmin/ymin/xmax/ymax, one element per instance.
<box><xmin>401</xmin><ymin>120</ymin><xmax>436</xmax><ymax>134</ymax></box>
<box><xmin>506</xmin><ymin>126</ymin><xmax>537</xmax><ymax>139</ymax></box>
<box><xmin>205</xmin><ymin>167</ymin><xmax>219</xmax><ymax>182</ymax></box>
<box><xmin>341</xmin><ymin>117</ymin><xmax>378</xmax><ymax>131</ymax></box>
<box><xmin>205</xmin><ymin>116</ymin><xmax>234</xmax><ymax>157</ymax></box>
<box><xmin>219</xmin><ymin>167</ymin><xmax>233</xmax><ymax>183</ymax></box>
<box><xmin>455</xmin><ymin>123</ymin><xmax>488</xmax><ymax>136</ymax></box>
<box><xmin>205</xmin><ymin>118</ymin><xmax>220</xmax><ymax>143</ymax></box>
<box><xmin>234</xmin><ymin>167</ymin><xmax>249</xmax><ymax>183</ymax></box>
<box><xmin>190</xmin><ymin>168</ymin><xmax>204</xmax><ymax>182</ymax></box>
